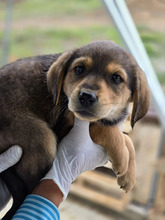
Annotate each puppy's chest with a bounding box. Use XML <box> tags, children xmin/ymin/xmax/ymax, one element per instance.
<box><xmin>51</xmin><ymin>108</ymin><xmax>74</xmax><ymax>142</ymax></box>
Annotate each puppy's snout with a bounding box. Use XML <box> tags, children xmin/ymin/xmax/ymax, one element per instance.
<box><xmin>79</xmin><ymin>91</ymin><xmax>97</xmax><ymax>107</ymax></box>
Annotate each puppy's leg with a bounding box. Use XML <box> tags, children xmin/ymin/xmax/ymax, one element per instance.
<box><xmin>0</xmin><ymin>114</ymin><xmax>57</xmax><ymax>219</ymax></box>
<box><xmin>117</xmin><ymin>134</ymin><xmax>136</xmax><ymax>191</ymax></box>
<box><xmin>90</xmin><ymin>124</ymin><xmax>129</xmax><ymax>176</ymax></box>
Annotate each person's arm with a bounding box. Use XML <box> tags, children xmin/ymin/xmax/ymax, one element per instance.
<box><xmin>13</xmin><ymin>118</ymin><xmax>108</xmax><ymax>220</ymax></box>
<box><xmin>41</xmin><ymin>117</ymin><xmax>109</xmax><ymax>201</ymax></box>
<box><xmin>33</xmin><ymin>180</ymin><xmax>63</xmax><ymax>208</ymax></box>
<box><xmin>0</xmin><ymin>145</ymin><xmax>23</xmax><ymax>173</ymax></box>
<box><xmin>1</xmin><ymin>118</ymin><xmax>108</xmax><ymax>220</ymax></box>
<box><xmin>12</xmin><ymin>194</ymin><xmax>60</xmax><ymax>220</ymax></box>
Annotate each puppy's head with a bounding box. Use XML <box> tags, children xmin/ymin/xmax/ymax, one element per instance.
<box><xmin>47</xmin><ymin>41</ymin><xmax>150</xmax><ymax>127</ymax></box>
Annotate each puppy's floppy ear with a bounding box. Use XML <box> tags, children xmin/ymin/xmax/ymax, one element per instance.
<box><xmin>47</xmin><ymin>51</ymin><xmax>73</xmax><ymax>106</ymax></box>
<box><xmin>131</xmin><ymin>67</ymin><xmax>150</xmax><ymax>127</ymax></box>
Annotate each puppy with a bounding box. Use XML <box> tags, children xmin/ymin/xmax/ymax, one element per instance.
<box><xmin>0</xmin><ymin>41</ymin><xmax>150</xmax><ymax>219</ymax></box>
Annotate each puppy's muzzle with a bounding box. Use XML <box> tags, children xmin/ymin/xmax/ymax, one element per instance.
<box><xmin>79</xmin><ymin>91</ymin><xmax>97</xmax><ymax>107</ymax></box>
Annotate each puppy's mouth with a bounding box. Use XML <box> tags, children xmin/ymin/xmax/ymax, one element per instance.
<box><xmin>68</xmin><ymin>91</ymin><xmax>102</xmax><ymax>121</ymax></box>
<box><xmin>69</xmin><ymin>103</ymin><xmax>107</xmax><ymax>122</ymax></box>
<box><xmin>73</xmin><ymin>108</ymin><xmax>101</xmax><ymax>122</ymax></box>
<box><xmin>75</xmin><ymin>109</ymin><xmax>95</xmax><ymax>118</ymax></box>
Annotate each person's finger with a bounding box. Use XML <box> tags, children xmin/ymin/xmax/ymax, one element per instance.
<box><xmin>67</xmin><ymin>117</ymin><xmax>90</xmax><ymax>140</ymax></box>
<box><xmin>89</xmin><ymin>144</ymin><xmax>109</xmax><ymax>168</ymax></box>
<box><xmin>73</xmin><ymin>117</ymin><xmax>89</xmax><ymax>130</ymax></box>
<box><xmin>0</xmin><ymin>145</ymin><xmax>23</xmax><ymax>173</ymax></box>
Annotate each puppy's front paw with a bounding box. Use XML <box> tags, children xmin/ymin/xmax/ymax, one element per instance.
<box><xmin>117</xmin><ymin>159</ymin><xmax>136</xmax><ymax>192</ymax></box>
<box><xmin>111</xmin><ymin>147</ymin><xmax>129</xmax><ymax>176</ymax></box>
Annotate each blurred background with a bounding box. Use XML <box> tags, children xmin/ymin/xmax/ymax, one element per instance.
<box><xmin>0</xmin><ymin>0</ymin><xmax>165</xmax><ymax>219</ymax></box>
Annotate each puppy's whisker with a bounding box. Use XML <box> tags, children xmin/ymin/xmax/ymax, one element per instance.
<box><xmin>66</xmin><ymin>111</ymin><xmax>73</xmax><ymax>120</ymax></box>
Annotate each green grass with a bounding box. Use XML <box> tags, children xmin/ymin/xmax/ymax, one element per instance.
<box><xmin>0</xmin><ymin>0</ymin><xmax>121</xmax><ymax>62</ymax></box>
<box><xmin>4</xmin><ymin>24</ymin><xmax>164</xmax><ymax>61</ymax></box>
<box><xmin>138</xmin><ymin>26</ymin><xmax>165</xmax><ymax>57</ymax></box>
<box><xmin>157</xmin><ymin>73</ymin><xmax>165</xmax><ymax>84</ymax></box>
<box><xmin>0</xmin><ymin>0</ymin><xmax>121</xmax><ymax>60</ymax></box>
<box><xmin>4</xmin><ymin>26</ymin><xmax>121</xmax><ymax>59</ymax></box>
<box><xmin>0</xmin><ymin>0</ymin><xmax>101</xmax><ymax>20</ymax></box>
<box><xmin>137</xmin><ymin>26</ymin><xmax>165</xmax><ymax>83</ymax></box>
<box><xmin>138</xmin><ymin>26</ymin><xmax>164</xmax><ymax>42</ymax></box>
<box><xmin>1</xmin><ymin>1</ymin><xmax>164</xmax><ymax>58</ymax></box>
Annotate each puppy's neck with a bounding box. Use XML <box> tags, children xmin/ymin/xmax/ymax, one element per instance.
<box><xmin>99</xmin><ymin>107</ymin><xmax>128</xmax><ymax>126</ymax></box>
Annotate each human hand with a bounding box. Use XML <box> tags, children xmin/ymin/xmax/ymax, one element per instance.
<box><xmin>0</xmin><ymin>146</ymin><xmax>22</xmax><ymax>210</ymax></box>
<box><xmin>43</xmin><ymin>117</ymin><xmax>109</xmax><ymax>200</ymax></box>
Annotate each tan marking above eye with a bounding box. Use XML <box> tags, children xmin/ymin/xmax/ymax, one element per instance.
<box><xmin>106</xmin><ymin>62</ymin><xmax>127</xmax><ymax>82</ymax></box>
<box><xmin>69</xmin><ymin>56</ymin><xmax>93</xmax><ymax>72</ymax></box>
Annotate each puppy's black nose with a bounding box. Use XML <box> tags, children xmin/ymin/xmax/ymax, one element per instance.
<box><xmin>79</xmin><ymin>91</ymin><xmax>97</xmax><ymax>107</ymax></box>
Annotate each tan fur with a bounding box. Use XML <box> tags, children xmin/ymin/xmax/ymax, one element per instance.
<box><xmin>106</xmin><ymin>62</ymin><xmax>128</xmax><ymax>82</ymax></box>
<box><xmin>90</xmin><ymin>124</ymin><xmax>129</xmax><ymax>176</ymax></box>
<box><xmin>69</xmin><ymin>57</ymin><xmax>93</xmax><ymax>71</ymax></box>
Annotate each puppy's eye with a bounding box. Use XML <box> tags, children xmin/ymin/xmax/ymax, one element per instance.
<box><xmin>74</xmin><ymin>65</ymin><xmax>85</xmax><ymax>75</ymax></box>
<box><xmin>110</xmin><ymin>73</ymin><xmax>123</xmax><ymax>84</ymax></box>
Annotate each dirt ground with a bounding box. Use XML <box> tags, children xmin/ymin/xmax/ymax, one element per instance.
<box><xmin>60</xmin><ymin>196</ymin><xmax>126</xmax><ymax>220</ymax></box>
<box><xmin>127</xmin><ymin>0</ymin><xmax>165</xmax><ymax>32</ymax></box>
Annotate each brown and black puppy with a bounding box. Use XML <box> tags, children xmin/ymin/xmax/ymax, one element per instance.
<box><xmin>0</xmin><ymin>41</ymin><xmax>150</xmax><ymax>219</ymax></box>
